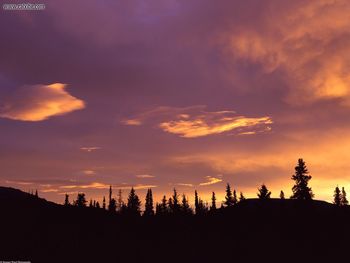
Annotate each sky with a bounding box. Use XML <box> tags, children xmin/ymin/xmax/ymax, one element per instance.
<box><xmin>1</xmin><ymin>0</ymin><xmax>350</xmax><ymax>205</ymax></box>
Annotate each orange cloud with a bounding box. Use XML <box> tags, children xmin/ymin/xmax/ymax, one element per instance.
<box><xmin>199</xmin><ymin>176</ymin><xmax>223</xmax><ymax>186</ymax></box>
<box><xmin>123</xmin><ymin>105</ymin><xmax>272</xmax><ymax>138</ymax></box>
<box><xmin>136</xmin><ymin>174</ymin><xmax>155</xmax><ymax>178</ymax></box>
<box><xmin>0</xmin><ymin>83</ymin><xmax>85</xmax><ymax>121</ymax></box>
<box><xmin>223</xmin><ymin>0</ymin><xmax>350</xmax><ymax>106</ymax></box>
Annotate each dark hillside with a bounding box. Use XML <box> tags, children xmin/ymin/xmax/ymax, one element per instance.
<box><xmin>0</xmin><ymin>187</ymin><xmax>349</xmax><ymax>263</ymax></box>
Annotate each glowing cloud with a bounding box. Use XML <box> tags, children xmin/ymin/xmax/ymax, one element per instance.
<box><xmin>199</xmin><ymin>176</ymin><xmax>223</xmax><ymax>186</ymax></box>
<box><xmin>123</xmin><ymin>106</ymin><xmax>272</xmax><ymax>138</ymax></box>
<box><xmin>136</xmin><ymin>174</ymin><xmax>155</xmax><ymax>178</ymax></box>
<box><xmin>223</xmin><ymin>0</ymin><xmax>350</xmax><ymax>106</ymax></box>
<box><xmin>80</xmin><ymin>147</ymin><xmax>101</xmax><ymax>152</ymax></box>
<box><xmin>0</xmin><ymin>83</ymin><xmax>85</xmax><ymax>121</ymax></box>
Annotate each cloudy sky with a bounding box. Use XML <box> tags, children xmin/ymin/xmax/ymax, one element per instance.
<box><xmin>1</xmin><ymin>0</ymin><xmax>350</xmax><ymax>204</ymax></box>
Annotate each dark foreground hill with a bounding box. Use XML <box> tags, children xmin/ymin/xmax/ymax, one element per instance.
<box><xmin>1</xmin><ymin>187</ymin><xmax>350</xmax><ymax>263</ymax></box>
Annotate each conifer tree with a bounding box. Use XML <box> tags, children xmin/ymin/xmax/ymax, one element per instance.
<box><xmin>233</xmin><ymin>189</ymin><xmax>238</xmax><ymax>205</ymax></box>
<box><xmin>280</xmin><ymin>190</ymin><xmax>285</xmax><ymax>200</ymax></box>
<box><xmin>144</xmin><ymin>189</ymin><xmax>154</xmax><ymax>216</ymax></box>
<box><xmin>341</xmin><ymin>187</ymin><xmax>348</xmax><ymax>206</ymax></box>
<box><xmin>172</xmin><ymin>188</ymin><xmax>180</xmax><ymax>214</ymax></box>
<box><xmin>75</xmin><ymin>193</ymin><xmax>87</xmax><ymax>207</ymax></box>
<box><xmin>117</xmin><ymin>189</ymin><xmax>123</xmax><ymax>212</ymax></box>
<box><xmin>127</xmin><ymin>187</ymin><xmax>141</xmax><ymax>216</ymax></box>
<box><xmin>89</xmin><ymin>199</ymin><xmax>93</xmax><ymax>208</ymax></box>
<box><xmin>225</xmin><ymin>183</ymin><xmax>234</xmax><ymax>207</ymax></box>
<box><xmin>211</xmin><ymin>192</ymin><xmax>216</xmax><ymax>210</ymax></box>
<box><xmin>96</xmin><ymin>201</ymin><xmax>100</xmax><ymax>208</ymax></box>
<box><xmin>291</xmin><ymin>159</ymin><xmax>314</xmax><ymax>200</ymax></box>
<box><xmin>181</xmin><ymin>194</ymin><xmax>192</xmax><ymax>215</ymax></box>
<box><xmin>159</xmin><ymin>195</ymin><xmax>168</xmax><ymax>215</ymax></box>
<box><xmin>194</xmin><ymin>190</ymin><xmax>199</xmax><ymax>214</ymax></box>
<box><xmin>334</xmin><ymin>186</ymin><xmax>341</xmax><ymax>206</ymax></box>
<box><xmin>108</xmin><ymin>186</ymin><xmax>117</xmax><ymax>212</ymax></box>
<box><xmin>64</xmin><ymin>194</ymin><xmax>70</xmax><ymax>206</ymax></box>
<box><xmin>239</xmin><ymin>192</ymin><xmax>246</xmax><ymax>202</ymax></box>
<box><xmin>102</xmin><ymin>196</ymin><xmax>106</xmax><ymax>210</ymax></box>
<box><xmin>35</xmin><ymin>190</ymin><xmax>38</xmax><ymax>198</ymax></box>
<box><xmin>257</xmin><ymin>184</ymin><xmax>271</xmax><ymax>199</ymax></box>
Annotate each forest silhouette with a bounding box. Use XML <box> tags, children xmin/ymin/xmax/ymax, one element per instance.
<box><xmin>1</xmin><ymin>158</ymin><xmax>350</xmax><ymax>262</ymax></box>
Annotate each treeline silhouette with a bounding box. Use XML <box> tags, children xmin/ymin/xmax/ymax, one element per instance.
<box><xmin>54</xmin><ymin>158</ymin><xmax>349</xmax><ymax>216</ymax></box>
<box><xmin>3</xmin><ymin>158</ymin><xmax>350</xmax><ymax>263</ymax></box>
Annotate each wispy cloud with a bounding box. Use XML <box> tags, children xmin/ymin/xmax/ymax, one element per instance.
<box><xmin>199</xmin><ymin>176</ymin><xmax>223</xmax><ymax>186</ymax></box>
<box><xmin>123</xmin><ymin>106</ymin><xmax>272</xmax><ymax>138</ymax></box>
<box><xmin>80</xmin><ymin>147</ymin><xmax>101</xmax><ymax>152</ymax></box>
<box><xmin>81</xmin><ymin>170</ymin><xmax>96</xmax><ymax>176</ymax></box>
<box><xmin>136</xmin><ymin>174</ymin><xmax>155</xmax><ymax>178</ymax></box>
<box><xmin>0</xmin><ymin>83</ymin><xmax>85</xmax><ymax>121</ymax></box>
<box><xmin>177</xmin><ymin>183</ymin><xmax>194</xmax><ymax>187</ymax></box>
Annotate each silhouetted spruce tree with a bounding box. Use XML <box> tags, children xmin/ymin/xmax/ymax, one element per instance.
<box><xmin>225</xmin><ymin>183</ymin><xmax>235</xmax><ymax>207</ymax></box>
<box><xmin>257</xmin><ymin>184</ymin><xmax>271</xmax><ymax>199</ymax></box>
<box><xmin>75</xmin><ymin>193</ymin><xmax>87</xmax><ymax>207</ymax></box>
<box><xmin>291</xmin><ymin>159</ymin><xmax>314</xmax><ymax>200</ymax></box>
<box><xmin>210</xmin><ymin>192</ymin><xmax>216</xmax><ymax>211</ymax></box>
<box><xmin>102</xmin><ymin>196</ymin><xmax>106</xmax><ymax>210</ymax></box>
<box><xmin>333</xmin><ymin>186</ymin><xmax>341</xmax><ymax>206</ymax></box>
<box><xmin>172</xmin><ymin>188</ymin><xmax>180</xmax><ymax>214</ymax></box>
<box><xmin>233</xmin><ymin>190</ymin><xmax>238</xmax><ymax>205</ymax></box>
<box><xmin>197</xmin><ymin>198</ymin><xmax>208</xmax><ymax>215</ymax></box>
<box><xmin>89</xmin><ymin>199</ymin><xmax>93</xmax><ymax>208</ymax></box>
<box><xmin>93</xmin><ymin>200</ymin><xmax>96</xmax><ymax>207</ymax></box>
<box><xmin>64</xmin><ymin>194</ymin><xmax>70</xmax><ymax>206</ymax></box>
<box><xmin>96</xmin><ymin>201</ymin><xmax>100</xmax><ymax>208</ymax></box>
<box><xmin>239</xmin><ymin>192</ymin><xmax>246</xmax><ymax>202</ymax></box>
<box><xmin>117</xmin><ymin>189</ymin><xmax>123</xmax><ymax>212</ymax></box>
<box><xmin>194</xmin><ymin>190</ymin><xmax>199</xmax><ymax>214</ymax></box>
<box><xmin>144</xmin><ymin>189</ymin><xmax>154</xmax><ymax>216</ymax></box>
<box><xmin>181</xmin><ymin>194</ymin><xmax>192</xmax><ymax>215</ymax></box>
<box><xmin>108</xmin><ymin>186</ymin><xmax>117</xmax><ymax>212</ymax></box>
<box><xmin>341</xmin><ymin>187</ymin><xmax>348</xmax><ymax>206</ymax></box>
<box><xmin>157</xmin><ymin>195</ymin><xmax>168</xmax><ymax>215</ymax></box>
<box><xmin>127</xmin><ymin>187</ymin><xmax>141</xmax><ymax>216</ymax></box>
<box><xmin>280</xmin><ymin>191</ymin><xmax>285</xmax><ymax>200</ymax></box>
<box><xmin>35</xmin><ymin>190</ymin><xmax>38</xmax><ymax>198</ymax></box>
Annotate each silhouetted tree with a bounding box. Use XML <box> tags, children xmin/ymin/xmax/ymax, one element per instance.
<box><xmin>225</xmin><ymin>183</ymin><xmax>235</xmax><ymax>207</ymax></box>
<box><xmin>280</xmin><ymin>191</ymin><xmax>285</xmax><ymax>200</ymax></box>
<box><xmin>64</xmin><ymin>194</ymin><xmax>70</xmax><ymax>206</ymax></box>
<box><xmin>239</xmin><ymin>192</ymin><xmax>246</xmax><ymax>202</ymax></box>
<box><xmin>181</xmin><ymin>194</ymin><xmax>192</xmax><ymax>215</ymax></box>
<box><xmin>108</xmin><ymin>186</ymin><xmax>117</xmax><ymax>212</ymax></box>
<box><xmin>195</xmin><ymin>190</ymin><xmax>199</xmax><ymax>214</ymax></box>
<box><xmin>144</xmin><ymin>189</ymin><xmax>154</xmax><ymax>216</ymax></box>
<box><xmin>102</xmin><ymin>196</ymin><xmax>106</xmax><ymax>210</ymax></box>
<box><xmin>117</xmin><ymin>189</ymin><xmax>123</xmax><ymax>212</ymax></box>
<box><xmin>96</xmin><ymin>201</ymin><xmax>100</xmax><ymax>208</ymax></box>
<box><xmin>341</xmin><ymin>187</ymin><xmax>348</xmax><ymax>206</ymax></box>
<box><xmin>291</xmin><ymin>159</ymin><xmax>314</xmax><ymax>200</ymax></box>
<box><xmin>210</xmin><ymin>192</ymin><xmax>216</xmax><ymax>210</ymax></box>
<box><xmin>258</xmin><ymin>184</ymin><xmax>271</xmax><ymax>199</ymax></box>
<box><xmin>157</xmin><ymin>195</ymin><xmax>168</xmax><ymax>215</ymax></box>
<box><xmin>93</xmin><ymin>200</ymin><xmax>96</xmax><ymax>207</ymax></box>
<box><xmin>89</xmin><ymin>199</ymin><xmax>93</xmax><ymax>208</ymax></box>
<box><xmin>233</xmin><ymin>190</ymin><xmax>238</xmax><ymax>205</ymax></box>
<box><xmin>171</xmin><ymin>188</ymin><xmax>180</xmax><ymax>214</ymax></box>
<box><xmin>75</xmin><ymin>193</ymin><xmax>87</xmax><ymax>207</ymax></box>
<box><xmin>334</xmin><ymin>186</ymin><xmax>341</xmax><ymax>206</ymax></box>
<box><xmin>35</xmin><ymin>190</ymin><xmax>38</xmax><ymax>198</ymax></box>
<box><xmin>127</xmin><ymin>187</ymin><xmax>141</xmax><ymax>216</ymax></box>
<box><xmin>197</xmin><ymin>198</ymin><xmax>208</xmax><ymax>215</ymax></box>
